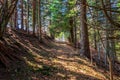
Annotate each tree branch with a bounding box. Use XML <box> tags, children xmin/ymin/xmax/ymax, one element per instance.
<box><xmin>101</xmin><ymin>0</ymin><xmax>120</xmax><ymax>28</ymax></box>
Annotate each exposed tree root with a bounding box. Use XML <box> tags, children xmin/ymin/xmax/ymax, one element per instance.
<box><xmin>0</xmin><ymin>40</ymin><xmax>21</xmax><ymax>68</ymax></box>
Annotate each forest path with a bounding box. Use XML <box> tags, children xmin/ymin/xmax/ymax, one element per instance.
<box><xmin>0</xmin><ymin>30</ymin><xmax>112</xmax><ymax>80</ymax></box>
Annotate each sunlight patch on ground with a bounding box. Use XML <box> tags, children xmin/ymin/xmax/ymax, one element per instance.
<box><xmin>57</xmin><ymin>73</ymin><xmax>66</xmax><ymax>78</ymax></box>
<box><xmin>52</xmin><ymin>56</ymin><xmax>106</xmax><ymax>80</ymax></box>
<box><xmin>23</xmin><ymin>57</ymin><xmax>43</xmax><ymax>69</ymax></box>
<box><xmin>74</xmin><ymin>56</ymin><xmax>89</xmax><ymax>64</ymax></box>
<box><xmin>13</xmin><ymin>32</ymin><xmax>108</xmax><ymax>80</ymax></box>
<box><xmin>57</xmin><ymin>56</ymin><xmax>75</xmax><ymax>62</ymax></box>
<box><xmin>22</xmin><ymin>41</ymin><xmax>107</xmax><ymax>80</ymax></box>
<box><xmin>57</xmin><ymin>50</ymin><xmax>63</xmax><ymax>53</ymax></box>
<box><xmin>32</xmin><ymin>77</ymin><xmax>39</xmax><ymax>80</ymax></box>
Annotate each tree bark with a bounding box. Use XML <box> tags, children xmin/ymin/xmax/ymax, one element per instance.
<box><xmin>80</xmin><ymin>0</ymin><xmax>90</xmax><ymax>58</ymax></box>
<box><xmin>38</xmin><ymin>0</ymin><xmax>42</xmax><ymax>41</ymax></box>
<box><xmin>27</xmin><ymin>0</ymin><xmax>29</xmax><ymax>34</ymax></box>
<box><xmin>0</xmin><ymin>0</ymin><xmax>18</xmax><ymax>38</ymax></box>
<box><xmin>32</xmin><ymin>0</ymin><xmax>36</xmax><ymax>35</ymax></box>
<box><xmin>21</xmin><ymin>0</ymin><xmax>24</xmax><ymax>30</ymax></box>
<box><xmin>69</xmin><ymin>17</ymin><xmax>74</xmax><ymax>44</ymax></box>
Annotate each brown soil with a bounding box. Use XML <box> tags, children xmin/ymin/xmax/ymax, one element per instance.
<box><xmin>0</xmin><ymin>29</ymin><xmax>120</xmax><ymax>80</ymax></box>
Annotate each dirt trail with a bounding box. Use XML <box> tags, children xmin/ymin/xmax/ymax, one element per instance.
<box><xmin>0</xmin><ymin>30</ymin><xmax>119</xmax><ymax>80</ymax></box>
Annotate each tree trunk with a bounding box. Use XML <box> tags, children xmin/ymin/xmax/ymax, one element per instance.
<box><xmin>74</xmin><ymin>17</ymin><xmax>77</xmax><ymax>48</ymax></box>
<box><xmin>27</xmin><ymin>0</ymin><xmax>29</xmax><ymax>34</ymax></box>
<box><xmin>14</xmin><ymin>8</ymin><xmax>18</xmax><ymax>29</ymax></box>
<box><xmin>21</xmin><ymin>0</ymin><xmax>24</xmax><ymax>30</ymax></box>
<box><xmin>32</xmin><ymin>0</ymin><xmax>36</xmax><ymax>35</ymax></box>
<box><xmin>108</xmin><ymin>57</ymin><xmax>113</xmax><ymax>80</ymax></box>
<box><xmin>80</xmin><ymin>0</ymin><xmax>90</xmax><ymax>58</ymax></box>
<box><xmin>38</xmin><ymin>0</ymin><xmax>42</xmax><ymax>41</ymax></box>
<box><xmin>69</xmin><ymin>17</ymin><xmax>74</xmax><ymax>44</ymax></box>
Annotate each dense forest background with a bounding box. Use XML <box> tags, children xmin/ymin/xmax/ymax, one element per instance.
<box><xmin>0</xmin><ymin>0</ymin><xmax>120</xmax><ymax>80</ymax></box>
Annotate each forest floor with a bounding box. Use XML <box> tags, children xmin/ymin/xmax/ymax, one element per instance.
<box><xmin>0</xmin><ymin>29</ymin><xmax>120</xmax><ymax>80</ymax></box>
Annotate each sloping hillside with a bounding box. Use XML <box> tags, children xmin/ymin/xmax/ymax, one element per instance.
<box><xmin>0</xmin><ymin>30</ymin><xmax>120</xmax><ymax>80</ymax></box>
